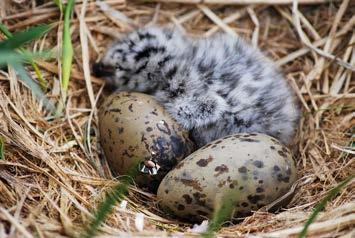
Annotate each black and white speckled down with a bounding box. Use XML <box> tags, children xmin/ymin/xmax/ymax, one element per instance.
<box><xmin>94</xmin><ymin>27</ymin><xmax>300</xmax><ymax>148</ymax></box>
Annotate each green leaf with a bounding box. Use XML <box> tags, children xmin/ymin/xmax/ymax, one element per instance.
<box><xmin>82</xmin><ymin>161</ymin><xmax>141</xmax><ymax>238</ymax></box>
<box><xmin>202</xmin><ymin>190</ymin><xmax>240</xmax><ymax>238</ymax></box>
<box><xmin>11</xmin><ymin>62</ymin><xmax>56</xmax><ymax>113</ymax></box>
<box><xmin>0</xmin><ymin>23</ymin><xmax>13</xmax><ymax>38</ymax></box>
<box><xmin>0</xmin><ymin>137</ymin><xmax>4</xmax><ymax>160</ymax></box>
<box><xmin>0</xmin><ymin>50</ymin><xmax>52</xmax><ymax>66</ymax></box>
<box><xmin>0</xmin><ymin>23</ymin><xmax>51</xmax><ymax>91</ymax></box>
<box><xmin>298</xmin><ymin>175</ymin><xmax>354</xmax><ymax>238</ymax></box>
<box><xmin>53</xmin><ymin>0</ymin><xmax>63</xmax><ymax>12</ymax></box>
<box><xmin>61</xmin><ymin>0</ymin><xmax>75</xmax><ymax>92</ymax></box>
<box><xmin>0</xmin><ymin>25</ymin><xmax>50</xmax><ymax>50</ymax></box>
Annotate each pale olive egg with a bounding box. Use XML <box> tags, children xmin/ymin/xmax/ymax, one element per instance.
<box><xmin>157</xmin><ymin>133</ymin><xmax>297</xmax><ymax>222</ymax></box>
<box><xmin>98</xmin><ymin>92</ymin><xmax>195</xmax><ymax>192</ymax></box>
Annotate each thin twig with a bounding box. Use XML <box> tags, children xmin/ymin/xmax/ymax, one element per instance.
<box><xmin>292</xmin><ymin>0</ymin><xmax>355</xmax><ymax>71</ymax></box>
<box><xmin>144</xmin><ymin>0</ymin><xmax>341</xmax><ymax>5</ymax></box>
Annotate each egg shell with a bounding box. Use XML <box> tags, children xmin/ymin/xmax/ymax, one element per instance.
<box><xmin>98</xmin><ymin>92</ymin><xmax>195</xmax><ymax>192</ymax></box>
<box><xmin>157</xmin><ymin>133</ymin><xmax>297</xmax><ymax>222</ymax></box>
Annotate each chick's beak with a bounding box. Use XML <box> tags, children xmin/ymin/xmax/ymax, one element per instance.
<box><xmin>92</xmin><ymin>62</ymin><xmax>115</xmax><ymax>77</ymax></box>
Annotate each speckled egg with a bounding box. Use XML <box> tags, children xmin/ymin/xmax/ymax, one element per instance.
<box><xmin>157</xmin><ymin>133</ymin><xmax>297</xmax><ymax>222</ymax></box>
<box><xmin>99</xmin><ymin>92</ymin><xmax>195</xmax><ymax>192</ymax></box>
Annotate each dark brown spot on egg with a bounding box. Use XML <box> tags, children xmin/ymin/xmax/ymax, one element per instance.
<box><xmin>115</xmin><ymin>118</ymin><xmax>119</xmax><ymax>122</ymax></box>
<box><xmin>180</xmin><ymin>179</ymin><xmax>203</xmax><ymax>192</ymax></box>
<box><xmin>150</xmin><ymin>109</ymin><xmax>158</xmax><ymax>116</ymax></box>
<box><xmin>182</xmin><ymin>194</ymin><xmax>192</xmax><ymax>204</ymax></box>
<box><xmin>218</xmin><ymin>180</ymin><xmax>227</xmax><ymax>187</ymax></box>
<box><xmin>238</xmin><ymin>166</ymin><xmax>247</xmax><ymax>173</ymax></box>
<box><xmin>256</xmin><ymin>187</ymin><xmax>264</xmax><ymax>193</ymax></box>
<box><xmin>241</xmin><ymin>202</ymin><xmax>249</xmax><ymax>207</ymax></box>
<box><xmin>273</xmin><ymin>165</ymin><xmax>281</xmax><ymax>172</ymax></box>
<box><xmin>249</xmin><ymin>133</ymin><xmax>258</xmax><ymax>136</ymax></box>
<box><xmin>144</xmin><ymin>121</ymin><xmax>149</xmax><ymax>124</ymax></box>
<box><xmin>239</xmin><ymin>138</ymin><xmax>260</xmax><ymax>142</ymax></box>
<box><xmin>247</xmin><ymin>194</ymin><xmax>265</xmax><ymax>204</ymax></box>
<box><xmin>253</xmin><ymin>160</ymin><xmax>264</xmax><ymax>168</ymax></box>
<box><xmin>239</xmin><ymin>186</ymin><xmax>244</xmax><ymax>190</ymax></box>
<box><xmin>215</xmin><ymin>140</ymin><xmax>223</xmax><ymax>144</ymax></box>
<box><xmin>192</xmin><ymin>192</ymin><xmax>207</xmax><ymax>206</ymax></box>
<box><xmin>277</xmin><ymin>174</ymin><xmax>290</xmax><ymax>183</ymax></box>
<box><xmin>270</xmin><ymin>146</ymin><xmax>275</xmax><ymax>150</ymax></box>
<box><xmin>196</xmin><ymin>156</ymin><xmax>214</xmax><ymax>167</ymax></box>
<box><xmin>128</xmin><ymin>103</ymin><xmax>133</xmax><ymax>112</ymax></box>
<box><xmin>146</xmin><ymin>127</ymin><xmax>153</xmax><ymax>132</ymax></box>
<box><xmin>211</xmin><ymin>145</ymin><xmax>217</xmax><ymax>149</ymax></box>
<box><xmin>229</xmin><ymin>183</ymin><xmax>235</xmax><ymax>189</ymax></box>
<box><xmin>165</xmin><ymin>189</ymin><xmax>169</xmax><ymax>194</ymax></box>
<box><xmin>107</xmin><ymin>108</ymin><xmax>122</xmax><ymax>114</ymax></box>
<box><xmin>258</xmin><ymin>180</ymin><xmax>264</xmax><ymax>184</ymax></box>
<box><xmin>177</xmin><ymin>204</ymin><xmax>185</xmax><ymax>210</ymax></box>
<box><xmin>214</xmin><ymin>164</ymin><xmax>229</xmax><ymax>176</ymax></box>
<box><xmin>117</xmin><ymin>127</ymin><xmax>124</xmax><ymax>134</ymax></box>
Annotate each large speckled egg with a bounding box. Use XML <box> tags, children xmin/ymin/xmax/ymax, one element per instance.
<box><xmin>98</xmin><ymin>92</ymin><xmax>195</xmax><ymax>192</ymax></box>
<box><xmin>157</xmin><ymin>133</ymin><xmax>297</xmax><ymax>222</ymax></box>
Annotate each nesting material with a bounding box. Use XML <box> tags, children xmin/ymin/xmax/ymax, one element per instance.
<box><xmin>0</xmin><ymin>0</ymin><xmax>354</xmax><ymax>237</ymax></box>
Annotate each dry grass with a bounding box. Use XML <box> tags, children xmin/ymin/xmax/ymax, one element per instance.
<box><xmin>0</xmin><ymin>0</ymin><xmax>354</xmax><ymax>237</ymax></box>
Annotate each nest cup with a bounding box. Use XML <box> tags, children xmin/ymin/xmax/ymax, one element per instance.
<box><xmin>0</xmin><ymin>0</ymin><xmax>354</xmax><ymax>237</ymax></box>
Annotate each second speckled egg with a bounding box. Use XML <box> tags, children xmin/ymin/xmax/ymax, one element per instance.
<box><xmin>157</xmin><ymin>133</ymin><xmax>297</xmax><ymax>222</ymax></box>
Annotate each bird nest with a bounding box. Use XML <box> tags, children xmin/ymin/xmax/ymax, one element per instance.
<box><xmin>0</xmin><ymin>0</ymin><xmax>354</xmax><ymax>237</ymax></box>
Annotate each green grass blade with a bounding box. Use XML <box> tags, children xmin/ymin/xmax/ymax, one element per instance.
<box><xmin>0</xmin><ymin>23</ymin><xmax>12</xmax><ymax>38</ymax></box>
<box><xmin>0</xmin><ymin>50</ymin><xmax>52</xmax><ymax>66</ymax></box>
<box><xmin>202</xmin><ymin>190</ymin><xmax>240</xmax><ymax>238</ymax></box>
<box><xmin>53</xmin><ymin>0</ymin><xmax>63</xmax><ymax>12</ymax></box>
<box><xmin>0</xmin><ymin>23</ymin><xmax>49</xmax><ymax>91</ymax></box>
<box><xmin>0</xmin><ymin>137</ymin><xmax>4</xmax><ymax>160</ymax></box>
<box><xmin>61</xmin><ymin>0</ymin><xmax>75</xmax><ymax>92</ymax></box>
<box><xmin>82</xmin><ymin>161</ymin><xmax>141</xmax><ymax>238</ymax></box>
<box><xmin>11</xmin><ymin>62</ymin><xmax>55</xmax><ymax>113</ymax></box>
<box><xmin>31</xmin><ymin>61</ymin><xmax>47</xmax><ymax>91</ymax></box>
<box><xmin>0</xmin><ymin>24</ymin><xmax>50</xmax><ymax>50</ymax></box>
<box><xmin>298</xmin><ymin>175</ymin><xmax>354</xmax><ymax>238</ymax></box>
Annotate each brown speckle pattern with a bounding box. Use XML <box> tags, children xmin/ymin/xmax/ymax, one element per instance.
<box><xmin>238</xmin><ymin>166</ymin><xmax>247</xmax><ymax>173</ymax></box>
<box><xmin>99</xmin><ymin>92</ymin><xmax>195</xmax><ymax>193</ymax></box>
<box><xmin>157</xmin><ymin>133</ymin><xmax>297</xmax><ymax>222</ymax></box>
<box><xmin>196</xmin><ymin>155</ymin><xmax>213</xmax><ymax>167</ymax></box>
<box><xmin>214</xmin><ymin>164</ymin><xmax>229</xmax><ymax>175</ymax></box>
